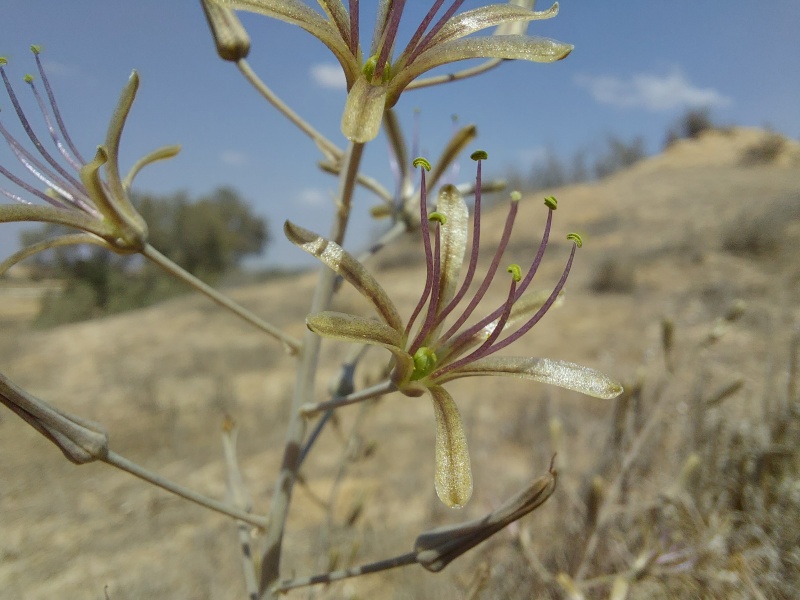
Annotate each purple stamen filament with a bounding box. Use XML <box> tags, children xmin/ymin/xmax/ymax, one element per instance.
<box><xmin>405</xmin><ymin>0</ymin><xmax>467</xmax><ymax>67</ymax></box>
<box><xmin>408</xmin><ymin>215</ymin><xmax>442</xmax><ymax>355</ymax></box>
<box><xmin>404</xmin><ymin>165</ymin><xmax>435</xmax><ymax>339</ymax></box>
<box><xmin>348</xmin><ymin>0</ymin><xmax>359</xmax><ymax>57</ymax></box>
<box><xmin>434</xmin><ymin>240</ymin><xmax>578</xmax><ymax>378</ymax></box>
<box><xmin>374</xmin><ymin>0</ymin><xmax>406</xmax><ymax>80</ymax></box>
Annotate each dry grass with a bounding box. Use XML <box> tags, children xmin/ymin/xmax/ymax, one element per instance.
<box><xmin>1</xmin><ymin>129</ymin><xmax>799</xmax><ymax>599</ymax></box>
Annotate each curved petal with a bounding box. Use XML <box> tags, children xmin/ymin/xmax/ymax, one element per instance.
<box><xmin>123</xmin><ymin>144</ymin><xmax>181</xmax><ymax>192</ymax></box>
<box><xmin>433</xmin><ymin>184</ymin><xmax>469</xmax><ymax>326</ymax></box>
<box><xmin>0</xmin><ymin>203</ymin><xmax>112</xmax><ymax>237</ymax></box>
<box><xmin>438</xmin><ymin>356</ymin><xmax>624</xmax><ymax>399</ymax></box>
<box><xmin>341</xmin><ymin>77</ymin><xmax>389</xmax><ymax>143</ymax></box>
<box><xmin>389</xmin><ymin>35</ymin><xmax>573</xmax><ymax>107</ymax></box>
<box><xmin>0</xmin><ymin>233</ymin><xmax>114</xmax><ymax>276</ymax></box>
<box><xmin>426</xmin><ymin>4</ymin><xmax>560</xmax><ymax>50</ymax></box>
<box><xmin>284</xmin><ymin>221</ymin><xmax>404</xmax><ymax>331</ymax></box>
<box><xmin>307</xmin><ymin>311</ymin><xmax>416</xmax><ymax>388</ymax></box>
<box><xmin>429</xmin><ymin>385</ymin><xmax>472</xmax><ymax>508</ymax></box>
<box><xmin>307</xmin><ymin>311</ymin><xmax>404</xmax><ymax>349</ymax></box>
<box><xmin>218</xmin><ymin>0</ymin><xmax>360</xmax><ymax>86</ymax></box>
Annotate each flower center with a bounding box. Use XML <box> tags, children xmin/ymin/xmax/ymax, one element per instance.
<box><xmin>411</xmin><ymin>346</ymin><xmax>438</xmax><ymax>381</ymax></box>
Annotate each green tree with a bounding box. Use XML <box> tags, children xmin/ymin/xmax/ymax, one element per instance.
<box><xmin>20</xmin><ymin>187</ymin><xmax>269</xmax><ymax>325</ymax></box>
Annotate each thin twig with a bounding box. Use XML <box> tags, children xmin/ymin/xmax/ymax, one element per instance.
<box><xmin>103</xmin><ymin>450</ymin><xmax>268</xmax><ymax>529</ymax></box>
<box><xmin>141</xmin><ymin>243</ymin><xmax>301</xmax><ymax>354</ymax></box>
<box><xmin>236</xmin><ymin>59</ymin><xmax>341</xmax><ymax>163</ymax></box>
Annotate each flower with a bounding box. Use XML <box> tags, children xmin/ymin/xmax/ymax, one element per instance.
<box><xmin>286</xmin><ymin>151</ymin><xmax>623</xmax><ymax>508</ymax></box>
<box><xmin>210</xmin><ymin>0</ymin><xmax>573</xmax><ymax>142</ymax></box>
<box><xmin>0</xmin><ymin>46</ymin><xmax>179</xmax><ymax>275</ymax></box>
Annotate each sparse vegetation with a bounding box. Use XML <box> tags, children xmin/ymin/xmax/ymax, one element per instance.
<box><xmin>740</xmin><ymin>132</ymin><xmax>787</xmax><ymax>165</ymax></box>
<box><xmin>664</xmin><ymin>107</ymin><xmax>716</xmax><ymax>148</ymax></box>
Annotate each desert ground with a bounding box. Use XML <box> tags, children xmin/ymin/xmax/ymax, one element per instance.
<box><xmin>1</xmin><ymin>128</ymin><xmax>798</xmax><ymax>599</ymax></box>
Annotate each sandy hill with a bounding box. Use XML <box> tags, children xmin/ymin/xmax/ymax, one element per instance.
<box><xmin>1</xmin><ymin>128</ymin><xmax>798</xmax><ymax>599</ymax></box>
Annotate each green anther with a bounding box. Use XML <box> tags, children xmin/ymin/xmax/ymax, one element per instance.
<box><xmin>411</xmin><ymin>347</ymin><xmax>438</xmax><ymax>380</ymax></box>
<box><xmin>544</xmin><ymin>196</ymin><xmax>558</xmax><ymax>210</ymax></box>
<box><xmin>429</xmin><ymin>212</ymin><xmax>446</xmax><ymax>225</ymax></box>
<box><xmin>24</xmin><ymin>74</ymin><xmax>33</xmax><ymax>83</ymax></box>
<box><xmin>413</xmin><ymin>157</ymin><xmax>432</xmax><ymax>171</ymax></box>
<box><xmin>0</xmin><ymin>57</ymin><xmax>8</xmax><ymax>66</ymax></box>
<box><xmin>362</xmin><ymin>55</ymin><xmax>379</xmax><ymax>79</ymax></box>
<box><xmin>470</xmin><ymin>150</ymin><xmax>488</xmax><ymax>161</ymax></box>
<box><xmin>510</xmin><ymin>191</ymin><xmax>522</xmax><ymax>202</ymax></box>
<box><xmin>507</xmin><ymin>264</ymin><xmax>522</xmax><ymax>282</ymax></box>
<box><xmin>567</xmin><ymin>232</ymin><xmax>583</xmax><ymax>248</ymax></box>
<box><xmin>381</xmin><ymin>62</ymin><xmax>392</xmax><ymax>83</ymax></box>
<box><xmin>30</xmin><ymin>45</ymin><xmax>42</xmax><ymax>55</ymax></box>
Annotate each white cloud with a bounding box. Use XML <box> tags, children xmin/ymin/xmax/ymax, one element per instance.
<box><xmin>310</xmin><ymin>63</ymin><xmax>346</xmax><ymax>90</ymax></box>
<box><xmin>575</xmin><ymin>69</ymin><xmax>732</xmax><ymax>111</ymax></box>
<box><xmin>297</xmin><ymin>188</ymin><xmax>328</xmax><ymax>206</ymax></box>
<box><xmin>220</xmin><ymin>150</ymin><xmax>249</xmax><ymax>167</ymax></box>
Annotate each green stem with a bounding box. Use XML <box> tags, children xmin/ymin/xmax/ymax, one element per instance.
<box><xmin>103</xmin><ymin>450</ymin><xmax>268</xmax><ymax>529</ymax></box>
<box><xmin>141</xmin><ymin>243</ymin><xmax>301</xmax><ymax>354</ymax></box>
<box><xmin>258</xmin><ymin>141</ymin><xmax>365</xmax><ymax>598</ymax></box>
<box><xmin>237</xmin><ymin>59</ymin><xmax>342</xmax><ymax>163</ymax></box>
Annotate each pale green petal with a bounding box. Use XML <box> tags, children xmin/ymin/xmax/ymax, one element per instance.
<box><xmin>341</xmin><ymin>77</ymin><xmax>389</xmax><ymax>143</ymax></box>
<box><xmin>0</xmin><ymin>233</ymin><xmax>113</xmax><ymax>277</ymax></box>
<box><xmin>389</xmin><ymin>35</ymin><xmax>572</xmax><ymax>107</ymax></box>
<box><xmin>306</xmin><ymin>311</ymin><xmax>415</xmax><ymax>387</ymax></box>
<box><xmin>215</xmin><ymin>0</ymin><xmax>359</xmax><ymax>85</ymax></box>
<box><xmin>307</xmin><ymin>311</ymin><xmax>405</xmax><ymax>349</ymax></box>
<box><xmin>122</xmin><ymin>144</ymin><xmax>181</xmax><ymax>192</ymax></box>
<box><xmin>426</xmin><ymin>4</ymin><xmax>560</xmax><ymax>50</ymax></box>
<box><xmin>439</xmin><ymin>356</ymin><xmax>624</xmax><ymax>399</ymax></box>
<box><xmin>435</xmin><ymin>184</ymin><xmax>469</xmax><ymax>314</ymax></box>
<box><xmin>0</xmin><ymin>204</ymin><xmax>112</xmax><ymax>237</ymax></box>
<box><xmin>429</xmin><ymin>385</ymin><xmax>473</xmax><ymax>508</ymax></box>
<box><xmin>284</xmin><ymin>221</ymin><xmax>404</xmax><ymax>331</ymax></box>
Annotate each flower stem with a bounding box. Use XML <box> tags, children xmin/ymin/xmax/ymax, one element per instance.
<box><xmin>258</xmin><ymin>141</ymin><xmax>365</xmax><ymax>598</ymax></box>
<box><xmin>102</xmin><ymin>450</ymin><xmax>268</xmax><ymax>528</ymax></box>
<box><xmin>237</xmin><ymin>59</ymin><xmax>342</xmax><ymax>163</ymax></box>
<box><xmin>141</xmin><ymin>243</ymin><xmax>301</xmax><ymax>354</ymax></box>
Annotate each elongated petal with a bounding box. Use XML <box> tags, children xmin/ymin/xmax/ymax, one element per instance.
<box><xmin>429</xmin><ymin>385</ymin><xmax>472</xmax><ymax>508</ymax></box>
<box><xmin>435</xmin><ymin>184</ymin><xmax>469</xmax><ymax>314</ymax></box>
<box><xmin>428</xmin><ymin>4</ymin><xmax>560</xmax><ymax>49</ymax></box>
<box><xmin>307</xmin><ymin>311</ymin><xmax>405</xmax><ymax>349</ymax></box>
<box><xmin>284</xmin><ymin>221</ymin><xmax>404</xmax><ymax>331</ymax></box>
<box><xmin>389</xmin><ymin>35</ymin><xmax>572</xmax><ymax>107</ymax></box>
<box><xmin>0</xmin><ymin>203</ymin><xmax>112</xmax><ymax>236</ymax></box>
<box><xmin>217</xmin><ymin>0</ymin><xmax>359</xmax><ymax>86</ymax></box>
<box><xmin>123</xmin><ymin>144</ymin><xmax>181</xmax><ymax>192</ymax></box>
<box><xmin>341</xmin><ymin>77</ymin><xmax>389</xmax><ymax>143</ymax></box>
<box><xmin>438</xmin><ymin>356</ymin><xmax>624</xmax><ymax>399</ymax></box>
<box><xmin>0</xmin><ymin>232</ymin><xmax>113</xmax><ymax>276</ymax></box>
<box><xmin>306</xmin><ymin>311</ymin><xmax>416</xmax><ymax>386</ymax></box>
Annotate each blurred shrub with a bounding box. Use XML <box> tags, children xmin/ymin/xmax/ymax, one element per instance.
<box><xmin>740</xmin><ymin>132</ymin><xmax>786</xmax><ymax>165</ymax></box>
<box><xmin>664</xmin><ymin>107</ymin><xmax>715</xmax><ymax>148</ymax></box>
<box><xmin>21</xmin><ymin>187</ymin><xmax>269</xmax><ymax>326</ymax></box>
<box><xmin>721</xmin><ymin>195</ymin><xmax>800</xmax><ymax>257</ymax></box>
<box><xmin>589</xmin><ymin>257</ymin><xmax>636</xmax><ymax>294</ymax></box>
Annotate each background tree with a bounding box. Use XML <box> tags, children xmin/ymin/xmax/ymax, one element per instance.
<box><xmin>20</xmin><ymin>187</ymin><xmax>270</xmax><ymax>325</ymax></box>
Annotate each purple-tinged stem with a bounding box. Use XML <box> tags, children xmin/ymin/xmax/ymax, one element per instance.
<box><xmin>398</xmin><ymin>0</ymin><xmax>446</xmax><ymax>68</ymax></box>
<box><xmin>33</xmin><ymin>52</ymin><xmax>85</xmax><ymax>165</ymax></box>
<box><xmin>436</xmin><ymin>274</ymin><xmax>519</xmax><ymax>375</ymax></box>
<box><xmin>374</xmin><ymin>0</ymin><xmax>406</xmax><ymax>80</ymax></box>
<box><xmin>434</xmin><ymin>158</ymin><xmax>482</xmax><ymax>326</ymax></box>
<box><xmin>0</xmin><ymin>66</ymin><xmax>85</xmax><ymax>194</ymax></box>
<box><xmin>26</xmin><ymin>78</ymin><xmax>83</xmax><ymax>171</ymax></box>
<box><xmin>408</xmin><ymin>218</ymin><xmax>442</xmax><ymax>355</ymax></box>
<box><xmin>348</xmin><ymin>0</ymin><xmax>359</xmax><ymax>57</ymax></box>
<box><xmin>404</xmin><ymin>166</ymin><xmax>434</xmax><ymax>339</ymax></box>
<box><xmin>475</xmin><ymin>241</ymin><xmax>577</xmax><ymax>359</ymax></box>
<box><xmin>406</xmin><ymin>0</ymin><xmax>467</xmax><ymax>66</ymax></box>
<box><xmin>437</xmin><ymin>196</ymin><xmax>519</xmax><ymax>345</ymax></box>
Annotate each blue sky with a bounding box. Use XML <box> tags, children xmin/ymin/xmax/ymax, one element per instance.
<box><xmin>2</xmin><ymin>1</ymin><xmax>798</xmax><ymax>267</ymax></box>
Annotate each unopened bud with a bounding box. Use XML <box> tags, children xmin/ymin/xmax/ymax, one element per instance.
<box><xmin>200</xmin><ymin>0</ymin><xmax>251</xmax><ymax>61</ymax></box>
